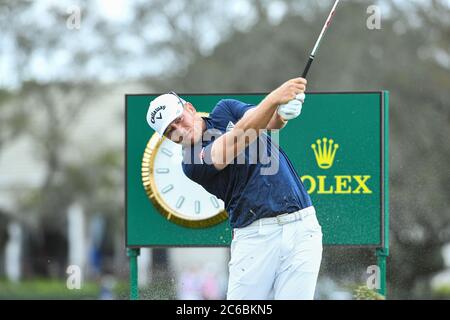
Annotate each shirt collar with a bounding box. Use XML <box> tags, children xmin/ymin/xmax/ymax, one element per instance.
<box><xmin>202</xmin><ymin>116</ymin><xmax>214</xmax><ymax>130</ymax></box>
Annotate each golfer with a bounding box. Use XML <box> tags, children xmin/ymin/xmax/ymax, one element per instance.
<box><xmin>146</xmin><ymin>77</ymin><xmax>322</xmax><ymax>299</ymax></box>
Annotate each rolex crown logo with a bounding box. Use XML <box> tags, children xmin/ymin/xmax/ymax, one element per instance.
<box><xmin>311</xmin><ymin>137</ymin><xmax>339</xmax><ymax>169</ymax></box>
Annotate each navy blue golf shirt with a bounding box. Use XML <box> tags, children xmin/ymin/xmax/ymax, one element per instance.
<box><xmin>182</xmin><ymin>99</ymin><xmax>312</xmax><ymax>229</ymax></box>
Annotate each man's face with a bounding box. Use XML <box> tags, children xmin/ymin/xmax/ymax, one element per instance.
<box><xmin>163</xmin><ymin>103</ymin><xmax>204</xmax><ymax>146</ymax></box>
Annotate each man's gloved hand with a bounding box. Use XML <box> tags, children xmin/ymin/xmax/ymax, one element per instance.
<box><xmin>277</xmin><ymin>93</ymin><xmax>305</xmax><ymax>121</ymax></box>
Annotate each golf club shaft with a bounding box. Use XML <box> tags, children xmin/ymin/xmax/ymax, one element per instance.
<box><xmin>302</xmin><ymin>0</ymin><xmax>341</xmax><ymax>78</ymax></box>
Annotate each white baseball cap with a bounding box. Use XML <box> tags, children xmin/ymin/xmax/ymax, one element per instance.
<box><xmin>146</xmin><ymin>92</ymin><xmax>186</xmax><ymax>137</ymax></box>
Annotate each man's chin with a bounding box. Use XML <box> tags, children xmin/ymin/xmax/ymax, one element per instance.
<box><xmin>174</xmin><ymin>133</ymin><xmax>201</xmax><ymax>146</ymax></box>
<box><xmin>177</xmin><ymin>135</ymin><xmax>195</xmax><ymax>146</ymax></box>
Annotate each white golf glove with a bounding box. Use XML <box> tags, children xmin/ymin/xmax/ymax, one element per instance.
<box><xmin>277</xmin><ymin>93</ymin><xmax>305</xmax><ymax>121</ymax></box>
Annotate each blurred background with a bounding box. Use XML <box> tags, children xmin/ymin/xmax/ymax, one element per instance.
<box><xmin>0</xmin><ymin>0</ymin><xmax>449</xmax><ymax>300</ymax></box>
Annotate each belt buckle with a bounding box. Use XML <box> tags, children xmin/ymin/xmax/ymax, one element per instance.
<box><xmin>276</xmin><ymin>213</ymin><xmax>290</xmax><ymax>225</ymax></box>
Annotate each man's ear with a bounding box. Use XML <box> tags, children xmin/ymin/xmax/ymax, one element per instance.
<box><xmin>185</xmin><ymin>102</ymin><xmax>196</xmax><ymax>114</ymax></box>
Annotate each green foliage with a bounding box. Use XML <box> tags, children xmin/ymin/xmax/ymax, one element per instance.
<box><xmin>432</xmin><ymin>284</ymin><xmax>450</xmax><ymax>299</ymax></box>
<box><xmin>353</xmin><ymin>285</ymin><xmax>385</xmax><ymax>300</ymax></box>
<box><xmin>0</xmin><ymin>279</ymin><xmax>100</xmax><ymax>300</ymax></box>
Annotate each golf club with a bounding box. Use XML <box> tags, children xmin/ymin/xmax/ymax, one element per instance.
<box><xmin>302</xmin><ymin>0</ymin><xmax>341</xmax><ymax>78</ymax></box>
<box><xmin>278</xmin><ymin>0</ymin><xmax>341</xmax><ymax>119</ymax></box>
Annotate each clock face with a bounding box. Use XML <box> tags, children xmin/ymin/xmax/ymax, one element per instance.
<box><xmin>141</xmin><ymin>125</ymin><xmax>227</xmax><ymax>228</ymax></box>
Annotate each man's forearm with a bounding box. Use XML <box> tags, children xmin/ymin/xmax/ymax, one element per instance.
<box><xmin>210</xmin><ymin>77</ymin><xmax>306</xmax><ymax>170</ymax></box>
<box><xmin>234</xmin><ymin>95</ymin><xmax>278</xmax><ymax>132</ymax></box>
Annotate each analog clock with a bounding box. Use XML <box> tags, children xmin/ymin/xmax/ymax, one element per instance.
<box><xmin>141</xmin><ymin>115</ymin><xmax>227</xmax><ymax>228</ymax></box>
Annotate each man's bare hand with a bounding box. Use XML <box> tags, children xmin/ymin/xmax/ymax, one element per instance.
<box><xmin>267</xmin><ymin>77</ymin><xmax>307</xmax><ymax>106</ymax></box>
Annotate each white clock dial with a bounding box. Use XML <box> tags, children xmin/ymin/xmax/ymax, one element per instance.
<box><xmin>142</xmin><ymin>119</ymin><xmax>228</xmax><ymax>228</ymax></box>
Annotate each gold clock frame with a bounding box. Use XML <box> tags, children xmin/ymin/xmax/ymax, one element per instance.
<box><xmin>141</xmin><ymin>113</ymin><xmax>228</xmax><ymax>228</ymax></box>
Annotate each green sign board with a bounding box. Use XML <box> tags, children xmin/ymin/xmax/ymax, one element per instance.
<box><xmin>126</xmin><ymin>92</ymin><xmax>388</xmax><ymax>248</ymax></box>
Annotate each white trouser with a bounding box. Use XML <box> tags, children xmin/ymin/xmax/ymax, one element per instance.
<box><xmin>227</xmin><ymin>206</ymin><xmax>323</xmax><ymax>300</ymax></box>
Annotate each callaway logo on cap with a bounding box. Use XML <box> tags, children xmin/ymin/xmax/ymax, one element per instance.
<box><xmin>146</xmin><ymin>92</ymin><xmax>185</xmax><ymax>137</ymax></box>
<box><xmin>149</xmin><ymin>105</ymin><xmax>165</xmax><ymax>123</ymax></box>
